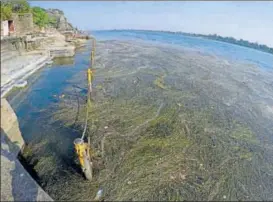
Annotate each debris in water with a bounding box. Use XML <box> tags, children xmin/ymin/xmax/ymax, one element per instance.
<box><xmin>46</xmin><ymin>60</ymin><xmax>53</xmax><ymax>65</ymax></box>
<box><xmin>94</xmin><ymin>189</ymin><xmax>103</xmax><ymax>201</ymax></box>
<box><xmin>179</xmin><ymin>173</ymin><xmax>186</xmax><ymax>180</ymax></box>
<box><xmin>14</xmin><ymin>80</ymin><xmax>27</xmax><ymax>88</ymax></box>
<box><xmin>59</xmin><ymin>94</ymin><xmax>65</xmax><ymax>99</ymax></box>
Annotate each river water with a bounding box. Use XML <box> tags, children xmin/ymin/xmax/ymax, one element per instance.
<box><xmin>93</xmin><ymin>30</ymin><xmax>273</xmax><ymax>70</ymax></box>
<box><xmin>7</xmin><ymin>30</ymin><xmax>273</xmax><ymax>200</ymax></box>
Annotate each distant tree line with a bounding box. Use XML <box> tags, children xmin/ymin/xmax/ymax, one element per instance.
<box><xmin>182</xmin><ymin>33</ymin><xmax>273</xmax><ymax>55</ymax></box>
<box><xmin>113</xmin><ymin>29</ymin><xmax>273</xmax><ymax>55</ymax></box>
<box><xmin>1</xmin><ymin>0</ymin><xmax>57</xmax><ymax>28</ymax></box>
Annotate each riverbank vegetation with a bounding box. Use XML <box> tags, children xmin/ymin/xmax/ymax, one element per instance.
<box><xmin>1</xmin><ymin>0</ymin><xmax>57</xmax><ymax>28</ymax></box>
<box><xmin>1</xmin><ymin>0</ymin><xmax>31</xmax><ymax>20</ymax></box>
<box><xmin>112</xmin><ymin>29</ymin><xmax>273</xmax><ymax>55</ymax></box>
<box><xmin>184</xmin><ymin>33</ymin><xmax>273</xmax><ymax>54</ymax></box>
<box><xmin>32</xmin><ymin>6</ymin><xmax>57</xmax><ymax>28</ymax></box>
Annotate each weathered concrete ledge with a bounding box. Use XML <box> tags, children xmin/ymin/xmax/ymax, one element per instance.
<box><xmin>1</xmin><ymin>52</ymin><xmax>51</xmax><ymax>98</ymax></box>
<box><xmin>49</xmin><ymin>45</ymin><xmax>75</xmax><ymax>58</ymax></box>
<box><xmin>39</xmin><ymin>31</ymin><xmax>76</xmax><ymax>58</ymax></box>
<box><xmin>1</xmin><ymin>98</ymin><xmax>53</xmax><ymax>201</ymax></box>
<box><xmin>68</xmin><ymin>38</ymin><xmax>89</xmax><ymax>49</ymax></box>
<box><xmin>1</xmin><ymin>31</ymin><xmax>79</xmax><ymax>98</ymax></box>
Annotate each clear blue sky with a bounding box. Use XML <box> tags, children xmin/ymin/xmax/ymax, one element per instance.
<box><xmin>30</xmin><ymin>1</ymin><xmax>273</xmax><ymax>47</ymax></box>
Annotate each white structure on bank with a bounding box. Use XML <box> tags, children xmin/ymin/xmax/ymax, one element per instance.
<box><xmin>1</xmin><ymin>21</ymin><xmax>9</xmax><ymax>37</ymax></box>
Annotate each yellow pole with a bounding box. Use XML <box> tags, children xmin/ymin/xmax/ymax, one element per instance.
<box><xmin>92</xmin><ymin>38</ymin><xmax>96</xmax><ymax>54</ymax></box>
<box><xmin>87</xmin><ymin>68</ymin><xmax>92</xmax><ymax>85</ymax></box>
<box><xmin>73</xmin><ymin>37</ymin><xmax>97</xmax><ymax>181</ymax></box>
<box><xmin>87</xmin><ymin>68</ymin><xmax>93</xmax><ymax>94</ymax></box>
<box><xmin>74</xmin><ymin>138</ymin><xmax>93</xmax><ymax>180</ymax></box>
<box><xmin>91</xmin><ymin>37</ymin><xmax>96</xmax><ymax>67</ymax></box>
<box><xmin>91</xmin><ymin>50</ymin><xmax>95</xmax><ymax>68</ymax></box>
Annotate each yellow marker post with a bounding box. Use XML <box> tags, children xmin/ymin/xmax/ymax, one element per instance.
<box><xmin>92</xmin><ymin>38</ymin><xmax>96</xmax><ymax>54</ymax></box>
<box><xmin>91</xmin><ymin>50</ymin><xmax>95</xmax><ymax>68</ymax></box>
<box><xmin>87</xmin><ymin>68</ymin><xmax>93</xmax><ymax>84</ymax></box>
<box><xmin>87</xmin><ymin>68</ymin><xmax>93</xmax><ymax>95</ymax></box>
<box><xmin>73</xmin><ymin>37</ymin><xmax>97</xmax><ymax>181</ymax></box>
<box><xmin>91</xmin><ymin>37</ymin><xmax>96</xmax><ymax>67</ymax></box>
<box><xmin>74</xmin><ymin>138</ymin><xmax>93</xmax><ymax>181</ymax></box>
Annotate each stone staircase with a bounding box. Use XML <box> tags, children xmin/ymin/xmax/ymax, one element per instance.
<box><xmin>1</xmin><ymin>49</ymin><xmax>20</xmax><ymax>63</ymax></box>
<box><xmin>1</xmin><ymin>53</ymin><xmax>50</xmax><ymax>98</ymax></box>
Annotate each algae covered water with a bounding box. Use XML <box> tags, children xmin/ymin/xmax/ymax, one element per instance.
<box><xmin>93</xmin><ymin>30</ymin><xmax>273</xmax><ymax>70</ymax></box>
<box><xmin>7</xmin><ymin>31</ymin><xmax>273</xmax><ymax>201</ymax></box>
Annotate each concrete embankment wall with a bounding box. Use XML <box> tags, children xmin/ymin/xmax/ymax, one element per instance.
<box><xmin>49</xmin><ymin>46</ymin><xmax>75</xmax><ymax>58</ymax></box>
<box><xmin>1</xmin><ymin>98</ymin><xmax>53</xmax><ymax>201</ymax></box>
<box><xmin>1</xmin><ymin>52</ymin><xmax>50</xmax><ymax>98</ymax></box>
<box><xmin>1</xmin><ymin>37</ymin><xmax>28</xmax><ymax>52</ymax></box>
<box><xmin>1</xmin><ymin>32</ymin><xmax>79</xmax><ymax>98</ymax></box>
<box><xmin>1</xmin><ymin>36</ymin><xmax>43</xmax><ymax>53</ymax></box>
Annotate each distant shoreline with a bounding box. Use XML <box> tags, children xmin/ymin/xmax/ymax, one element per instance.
<box><xmin>92</xmin><ymin>29</ymin><xmax>273</xmax><ymax>55</ymax></box>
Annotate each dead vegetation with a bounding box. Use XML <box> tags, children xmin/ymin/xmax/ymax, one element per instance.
<box><xmin>21</xmin><ymin>40</ymin><xmax>273</xmax><ymax>201</ymax></box>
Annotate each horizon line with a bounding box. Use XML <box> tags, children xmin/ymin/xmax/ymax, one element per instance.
<box><xmin>87</xmin><ymin>28</ymin><xmax>273</xmax><ymax>49</ymax></box>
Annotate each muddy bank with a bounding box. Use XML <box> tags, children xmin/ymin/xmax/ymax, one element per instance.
<box><xmin>21</xmin><ymin>40</ymin><xmax>273</xmax><ymax>201</ymax></box>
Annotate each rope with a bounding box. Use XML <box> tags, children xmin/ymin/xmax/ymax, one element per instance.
<box><xmin>81</xmin><ymin>95</ymin><xmax>90</xmax><ymax>140</ymax></box>
<box><xmin>80</xmin><ymin>38</ymin><xmax>96</xmax><ymax>140</ymax></box>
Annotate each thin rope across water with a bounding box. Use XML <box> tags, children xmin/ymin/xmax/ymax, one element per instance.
<box><xmin>81</xmin><ymin>39</ymin><xmax>96</xmax><ymax>140</ymax></box>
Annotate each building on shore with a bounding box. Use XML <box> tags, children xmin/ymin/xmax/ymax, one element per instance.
<box><xmin>1</xmin><ymin>13</ymin><xmax>33</xmax><ymax>39</ymax></box>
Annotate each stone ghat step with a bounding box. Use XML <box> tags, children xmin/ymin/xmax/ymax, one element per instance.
<box><xmin>1</xmin><ymin>53</ymin><xmax>50</xmax><ymax>98</ymax></box>
<box><xmin>1</xmin><ymin>51</ymin><xmax>20</xmax><ymax>63</ymax></box>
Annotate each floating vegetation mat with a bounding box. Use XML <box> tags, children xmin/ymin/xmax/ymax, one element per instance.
<box><xmin>22</xmin><ymin>40</ymin><xmax>273</xmax><ymax>201</ymax></box>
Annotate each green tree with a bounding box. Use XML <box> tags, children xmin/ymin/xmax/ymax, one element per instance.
<box><xmin>11</xmin><ymin>0</ymin><xmax>31</xmax><ymax>13</ymax></box>
<box><xmin>1</xmin><ymin>0</ymin><xmax>30</xmax><ymax>20</ymax></box>
<box><xmin>48</xmin><ymin>16</ymin><xmax>57</xmax><ymax>27</ymax></box>
<box><xmin>1</xmin><ymin>2</ymin><xmax>12</xmax><ymax>20</ymax></box>
<box><xmin>31</xmin><ymin>6</ymin><xmax>49</xmax><ymax>28</ymax></box>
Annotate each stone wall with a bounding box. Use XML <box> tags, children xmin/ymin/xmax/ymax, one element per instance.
<box><xmin>49</xmin><ymin>46</ymin><xmax>75</xmax><ymax>58</ymax></box>
<box><xmin>1</xmin><ymin>99</ymin><xmax>25</xmax><ymax>152</ymax></box>
<box><xmin>1</xmin><ymin>37</ymin><xmax>26</xmax><ymax>52</ymax></box>
<box><xmin>1</xmin><ymin>36</ymin><xmax>44</xmax><ymax>53</ymax></box>
<box><xmin>1</xmin><ymin>98</ymin><xmax>53</xmax><ymax>201</ymax></box>
<box><xmin>12</xmin><ymin>13</ymin><xmax>34</xmax><ymax>36</ymax></box>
